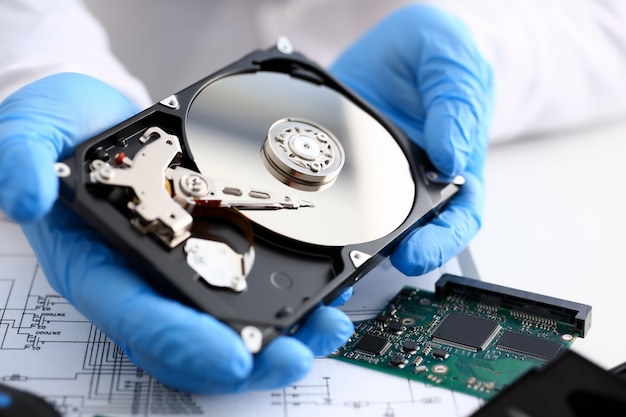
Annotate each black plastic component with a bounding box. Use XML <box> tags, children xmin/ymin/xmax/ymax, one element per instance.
<box><xmin>0</xmin><ymin>383</ymin><xmax>60</xmax><ymax>417</ymax></box>
<box><xmin>471</xmin><ymin>350</ymin><xmax>626</xmax><ymax>417</ymax></box>
<box><xmin>610</xmin><ymin>360</ymin><xmax>626</xmax><ymax>382</ymax></box>
<box><xmin>435</xmin><ymin>274</ymin><xmax>592</xmax><ymax>337</ymax></box>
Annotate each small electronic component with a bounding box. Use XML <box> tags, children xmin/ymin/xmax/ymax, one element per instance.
<box><xmin>415</xmin><ymin>365</ymin><xmax>428</xmax><ymax>373</ymax></box>
<box><xmin>387</xmin><ymin>320</ymin><xmax>404</xmax><ymax>333</ymax></box>
<box><xmin>402</xmin><ymin>340</ymin><xmax>419</xmax><ymax>353</ymax></box>
<box><xmin>332</xmin><ymin>274</ymin><xmax>592</xmax><ymax>400</ymax></box>
<box><xmin>400</xmin><ymin>288</ymin><xmax>417</xmax><ymax>298</ymax></box>
<box><xmin>432</xmin><ymin>348</ymin><xmax>450</xmax><ymax>360</ymax></box>
<box><xmin>354</xmin><ymin>334</ymin><xmax>391</xmax><ymax>356</ymax></box>
<box><xmin>389</xmin><ymin>354</ymin><xmax>408</xmax><ymax>368</ymax></box>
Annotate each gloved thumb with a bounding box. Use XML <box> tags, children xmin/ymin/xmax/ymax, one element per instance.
<box><xmin>0</xmin><ymin>73</ymin><xmax>140</xmax><ymax>221</ymax></box>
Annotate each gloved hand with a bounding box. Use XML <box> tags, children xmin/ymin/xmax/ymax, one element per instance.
<box><xmin>0</xmin><ymin>73</ymin><xmax>354</xmax><ymax>393</ymax></box>
<box><xmin>331</xmin><ymin>4</ymin><xmax>494</xmax><ymax>275</ymax></box>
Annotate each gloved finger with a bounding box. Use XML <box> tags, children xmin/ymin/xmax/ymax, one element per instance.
<box><xmin>291</xmin><ymin>305</ymin><xmax>354</xmax><ymax>357</ymax></box>
<box><xmin>389</xmin><ymin>169</ymin><xmax>484</xmax><ymax>276</ymax></box>
<box><xmin>239</xmin><ymin>336</ymin><xmax>315</xmax><ymax>392</ymax></box>
<box><xmin>330</xmin><ymin>4</ymin><xmax>493</xmax><ymax>177</ymax></box>
<box><xmin>228</xmin><ymin>303</ymin><xmax>354</xmax><ymax>391</ymax></box>
<box><xmin>240</xmin><ymin>305</ymin><xmax>353</xmax><ymax>390</ymax></box>
<box><xmin>0</xmin><ymin>73</ymin><xmax>139</xmax><ymax>221</ymax></box>
<box><xmin>328</xmin><ymin>286</ymin><xmax>353</xmax><ymax>307</ymax></box>
<box><xmin>422</xmin><ymin>93</ymin><xmax>487</xmax><ymax>176</ymax></box>
<box><xmin>200</xmin><ymin>303</ymin><xmax>353</xmax><ymax>391</ymax></box>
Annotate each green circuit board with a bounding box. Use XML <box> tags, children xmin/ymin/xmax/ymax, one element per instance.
<box><xmin>331</xmin><ymin>274</ymin><xmax>592</xmax><ymax>400</ymax></box>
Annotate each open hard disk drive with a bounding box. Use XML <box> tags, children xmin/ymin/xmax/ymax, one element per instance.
<box><xmin>55</xmin><ymin>38</ymin><xmax>463</xmax><ymax>353</ymax></box>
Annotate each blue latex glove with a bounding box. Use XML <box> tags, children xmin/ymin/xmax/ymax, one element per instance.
<box><xmin>331</xmin><ymin>4</ymin><xmax>494</xmax><ymax>275</ymax></box>
<box><xmin>0</xmin><ymin>73</ymin><xmax>354</xmax><ymax>393</ymax></box>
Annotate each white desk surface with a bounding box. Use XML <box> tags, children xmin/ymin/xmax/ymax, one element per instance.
<box><xmin>470</xmin><ymin>117</ymin><xmax>626</xmax><ymax>371</ymax></box>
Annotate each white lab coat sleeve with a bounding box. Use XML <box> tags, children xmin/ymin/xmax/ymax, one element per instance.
<box><xmin>0</xmin><ymin>0</ymin><xmax>152</xmax><ymax>108</ymax></box>
<box><xmin>430</xmin><ymin>0</ymin><xmax>626</xmax><ymax>143</ymax></box>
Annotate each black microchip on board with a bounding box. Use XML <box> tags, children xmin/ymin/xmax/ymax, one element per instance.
<box><xmin>389</xmin><ymin>353</ymin><xmax>408</xmax><ymax>368</ymax></box>
<box><xmin>354</xmin><ymin>334</ymin><xmax>391</xmax><ymax>356</ymax></box>
<box><xmin>388</xmin><ymin>320</ymin><xmax>404</xmax><ymax>333</ymax></box>
<box><xmin>400</xmin><ymin>288</ymin><xmax>416</xmax><ymax>298</ymax></box>
<box><xmin>497</xmin><ymin>331</ymin><xmax>563</xmax><ymax>360</ymax></box>
<box><xmin>431</xmin><ymin>312</ymin><xmax>501</xmax><ymax>351</ymax></box>
<box><xmin>432</xmin><ymin>348</ymin><xmax>450</xmax><ymax>360</ymax></box>
<box><xmin>402</xmin><ymin>340</ymin><xmax>418</xmax><ymax>353</ymax></box>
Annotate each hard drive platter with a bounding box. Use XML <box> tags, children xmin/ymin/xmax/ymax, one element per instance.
<box><xmin>186</xmin><ymin>70</ymin><xmax>415</xmax><ymax>246</ymax></box>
